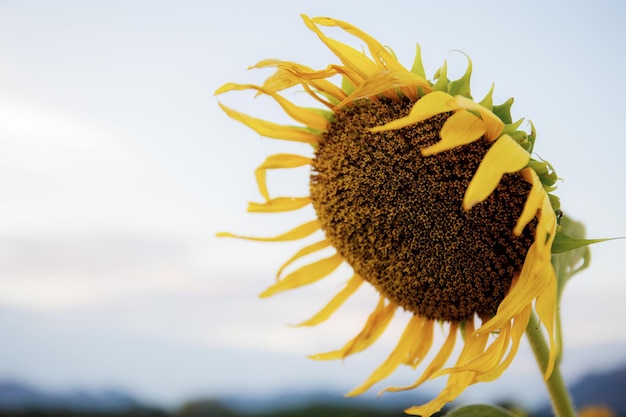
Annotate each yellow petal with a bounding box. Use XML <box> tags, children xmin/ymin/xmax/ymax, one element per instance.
<box><xmin>247</xmin><ymin>197</ymin><xmax>311</xmax><ymax>213</ymax></box>
<box><xmin>370</xmin><ymin>91</ymin><xmax>455</xmax><ymax>133</ymax></box>
<box><xmin>301</xmin><ymin>15</ymin><xmax>378</xmax><ymax>84</ymax></box>
<box><xmin>254</xmin><ymin>153</ymin><xmax>311</xmax><ymax>201</ymax></box>
<box><xmin>453</xmin><ymin>95</ymin><xmax>504</xmax><ymax>140</ymax></box>
<box><xmin>535</xmin><ymin>270</ymin><xmax>557</xmax><ymax>379</ymax></box>
<box><xmin>463</xmin><ymin>134</ymin><xmax>530</xmax><ymax>210</ymax></box>
<box><xmin>216</xmin><ymin>219</ymin><xmax>319</xmax><ymax>242</ymax></box>
<box><xmin>479</xmin><ymin>246</ymin><xmax>551</xmax><ymax>333</ymax></box>
<box><xmin>216</xmin><ymin>83</ymin><xmax>328</xmax><ymax>130</ymax></box>
<box><xmin>309</xmin><ymin>297</ymin><xmax>396</xmax><ymax>360</ymax></box>
<box><xmin>311</xmin><ymin>17</ymin><xmax>407</xmax><ymax>73</ymax></box>
<box><xmin>475</xmin><ymin>305</ymin><xmax>531</xmax><ymax>383</ymax></box>
<box><xmin>336</xmin><ymin>70</ymin><xmax>431</xmax><ymax>108</ymax></box>
<box><xmin>382</xmin><ymin>322</ymin><xmax>458</xmax><ymax>394</ymax></box>
<box><xmin>404</xmin><ymin>318</ymin><xmax>434</xmax><ymax>369</ymax></box>
<box><xmin>295</xmin><ymin>274</ymin><xmax>363</xmax><ymax>327</ymax></box>
<box><xmin>514</xmin><ymin>168</ymin><xmax>546</xmax><ymax>236</ymax></box>
<box><xmin>276</xmin><ymin>239</ymin><xmax>332</xmax><ymax>279</ymax></box>
<box><xmin>421</xmin><ymin>110</ymin><xmax>486</xmax><ymax>156</ymax></box>
<box><xmin>439</xmin><ymin>322</ymin><xmax>511</xmax><ymax>376</ymax></box>
<box><xmin>218</xmin><ymin>103</ymin><xmax>320</xmax><ymax>145</ymax></box>
<box><xmin>260</xmin><ymin>253</ymin><xmax>343</xmax><ymax>298</ymax></box>
<box><xmin>406</xmin><ymin>320</ymin><xmax>486</xmax><ymax>417</ymax></box>
<box><xmin>347</xmin><ymin>315</ymin><xmax>428</xmax><ymax>396</ymax></box>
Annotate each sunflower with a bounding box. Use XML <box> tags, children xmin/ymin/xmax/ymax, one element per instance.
<box><xmin>216</xmin><ymin>15</ymin><xmax>562</xmax><ymax>417</ymax></box>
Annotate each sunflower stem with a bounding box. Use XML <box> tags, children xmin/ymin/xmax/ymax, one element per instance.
<box><xmin>525</xmin><ymin>311</ymin><xmax>576</xmax><ymax>417</ymax></box>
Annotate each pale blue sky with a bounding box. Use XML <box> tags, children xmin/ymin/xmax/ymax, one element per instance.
<box><xmin>0</xmin><ymin>0</ymin><xmax>625</xmax><ymax>409</ymax></box>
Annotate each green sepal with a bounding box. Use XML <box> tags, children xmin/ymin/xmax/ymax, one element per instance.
<box><xmin>410</xmin><ymin>44</ymin><xmax>427</xmax><ymax>79</ymax></box>
<box><xmin>548</xmin><ymin>193</ymin><xmax>561</xmax><ymax>213</ymax></box>
<box><xmin>528</xmin><ymin>159</ymin><xmax>558</xmax><ymax>187</ymax></box>
<box><xmin>341</xmin><ymin>76</ymin><xmax>355</xmax><ymax>96</ymax></box>
<box><xmin>447</xmin><ymin>51</ymin><xmax>472</xmax><ymax>99</ymax></box>
<box><xmin>492</xmin><ymin>97</ymin><xmax>514</xmax><ymax>124</ymax></box>
<box><xmin>479</xmin><ymin>84</ymin><xmax>495</xmax><ymax>110</ymax></box>
<box><xmin>551</xmin><ymin>231</ymin><xmax>612</xmax><ymax>254</ymax></box>
<box><xmin>446</xmin><ymin>404</ymin><xmax>518</xmax><ymax>417</ymax></box>
<box><xmin>432</xmin><ymin>60</ymin><xmax>449</xmax><ymax>92</ymax></box>
<box><xmin>306</xmin><ymin>107</ymin><xmax>335</xmax><ymax>123</ymax></box>
<box><xmin>526</xmin><ymin>120</ymin><xmax>537</xmax><ymax>153</ymax></box>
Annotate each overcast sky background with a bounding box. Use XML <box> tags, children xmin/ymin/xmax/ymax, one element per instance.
<box><xmin>0</xmin><ymin>0</ymin><xmax>625</xmax><ymax>410</ymax></box>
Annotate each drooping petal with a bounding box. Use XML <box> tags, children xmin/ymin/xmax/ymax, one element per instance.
<box><xmin>421</xmin><ymin>110</ymin><xmax>486</xmax><ymax>156</ymax></box>
<box><xmin>405</xmin><ymin>320</ymin><xmax>488</xmax><ymax>417</ymax></box>
<box><xmin>336</xmin><ymin>70</ymin><xmax>431</xmax><ymax>108</ymax></box>
<box><xmin>309</xmin><ymin>297</ymin><xmax>396</xmax><ymax>360</ymax></box>
<box><xmin>216</xmin><ymin>83</ymin><xmax>329</xmax><ymax>130</ymax></box>
<box><xmin>514</xmin><ymin>168</ymin><xmax>546</xmax><ymax>236</ymax></box>
<box><xmin>370</xmin><ymin>91</ymin><xmax>456</xmax><ymax>133</ymax></box>
<box><xmin>247</xmin><ymin>197</ymin><xmax>311</xmax><ymax>213</ymax></box>
<box><xmin>404</xmin><ymin>318</ymin><xmax>434</xmax><ymax>369</ymax></box>
<box><xmin>347</xmin><ymin>315</ymin><xmax>429</xmax><ymax>396</ymax></box>
<box><xmin>311</xmin><ymin>17</ymin><xmax>408</xmax><ymax>73</ymax></box>
<box><xmin>254</xmin><ymin>153</ymin><xmax>311</xmax><ymax>201</ymax></box>
<box><xmin>276</xmin><ymin>239</ymin><xmax>332</xmax><ymax>280</ymax></box>
<box><xmin>218</xmin><ymin>103</ymin><xmax>320</xmax><ymax>145</ymax></box>
<box><xmin>535</xmin><ymin>270</ymin><xmax>558</xmax><ymax>379</ymax></box>
<box><xmin>463</xmin><ymin>134</ymin><xmax>530</xmax><ymax>210</ymax></box>
<box><xmin>301</xmin><ymin>15</ymin><xmax>378</xmax><ymax>84</ymax></box>
<box><xmin>479</xmin><ymin>247</ymin><xmax>552</xmax><ymax>333</ymax></box>
<box><xmin>453</xmin><ymin>95</ymin><xmax>504</xmax><ymax>140</ymax></box>
<box><xmin>295</xmin><ymin>274</ymin><xmax>363</xmax><ymax>327</ymax></box>
<box><xmin>260</xmin><ymin>253</ymin><xmax>343</xmax><ymax>298</ymax></box>
<box><xmin>475</xmin><ymin>305</ymin><xmax>531</xmax><ymax>383</ymax></box>
<box><xmin>382</xmin><ymin>322</ymin><xmax>458</xmax><ymax>394</ymax></box>
<box><xmin>217</xmin><ymin>219</ymin><xmax>320</xmax><ymax>242</ymax></box>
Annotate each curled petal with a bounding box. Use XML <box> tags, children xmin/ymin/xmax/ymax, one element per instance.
<box><xmin>309</xmin><ymin>297</ymin><xmax>396</xmax><ymax>360</ymax></box>
<box><xmin>453</xmin><ymin>95</ymin><xmax>504</xmax><ymax>140</ymax></box>
<box><xmin>463</xmin><ymin>134</ymin><xmax>530</xmax><ymax>210</ymax></box>
<box><xmin>421</xmin><ymin>110</ymin><xmax>486</xmax><ymax>156</ymax></box>
<box><xmin>370</xmin><ymin>91</ymin><xmax>456</xmax><ymax>133</ymax></box>
<box><xmin>254</xmin><ymin>153</ymin><xmax>311</xmax><ymax>201</ymax></box>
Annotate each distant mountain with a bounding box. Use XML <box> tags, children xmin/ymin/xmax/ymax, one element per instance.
<box><xmin>0</xmin><ymin>380</ymin><xmax>143</xmax><ymax>412</ymax></box>
<box><xmin>534</xmin><ymin>364</ymin><xmax>626</xmax><ymax>417</ymax></box>
<box><xmin>570</xmin><ymin>366</ymin><xmax>626</xmax><ymax>413</ymax></box>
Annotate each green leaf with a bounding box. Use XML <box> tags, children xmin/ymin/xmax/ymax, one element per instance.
<box><xmin>551</xmin><ymin>232</ymin><xmax>612</xmax><ymax>254</ymax></box>
<box><xmin>446</xmin><ymin>404</ymin><xmax>518</xmax><ymax>417</ymax></box>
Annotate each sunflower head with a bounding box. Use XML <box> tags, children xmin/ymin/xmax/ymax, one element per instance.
<box><xmin>216</xmin><ymin>15</ymin><xmax>567</xmax><ymax>417</ymax></box>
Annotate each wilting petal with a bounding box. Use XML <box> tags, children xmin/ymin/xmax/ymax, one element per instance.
<box><xmin>218</xmin><ymin>103</ymin><xmax>320</xmax><ymax>145</ymax></box>
<box><xmin>421</xmin><ymin>110</ymin><xmax>486</xmax><ymax>156</ymax></box>
<box><xmin>216</xmin><ymin>83</ymin><xmax>329</xmax><ymax>130</ymax></box>
<box><xmin>311</xmin><ymin>17</ymin><xmax>407</xmax><ymax>73</ymax></box>
<box><xmin>382</xmin><ymin>322</ymin><xmax>458</xmax><ymax>394</ymax></box>
<box><xmin>247</xmin><ymin>197</ymin><xmax>311</xmax><ymax>213</ymax></box>
<box><xmin>301</xmin><ymin>15</ymin><xmax>378</xmax><ymax>84</ymax></box>
<box><xmin>310</xmin><ymin>297</ymin><xmax>396</xmax><ymax>360</ymax></box>
<box><xmin>336</xmin><ymin>70</ymin><xmax>431</xmax><ymax>108</ymax></box>
<box><xmin>476</xmin><ymin>305</ymin><xmax>531</xmax><ymax>383</ymax></box>
<box><xmin>217</xmin><ymin>219</ymin><xmax>319</xmax><ymax>242</ymax></box>
<box><xmin>463</xmin><ymin>134</ymin><xmax>530</xmax><ymax>210</ymax></box>
<box><xmin>254</xmin><ymin>153</ymin><xmax>311</xmax><ymax>201</ymax></box>
<box><xmin>535</xmin><ymin>270</ymin><xmax>558</xmax><ymax>379</ymax></box>
<box><xmin>347</xmin><ymin>315</ymin><xmax>428</xmax><ymax>396</ymax></box>
<box><xmin>260</xmin><ymin>253</ymin><xmax>343</xmax><ymax>297</ymax></box>
<box><xmin>277</xmin><ymin>239</ymin><xmax>332</xmax><ymax>280</ymax></box>
<box><xmin>295</xmin><ymin>274</ymin><xmax>363</xmax><ymax>326</ymax></box>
